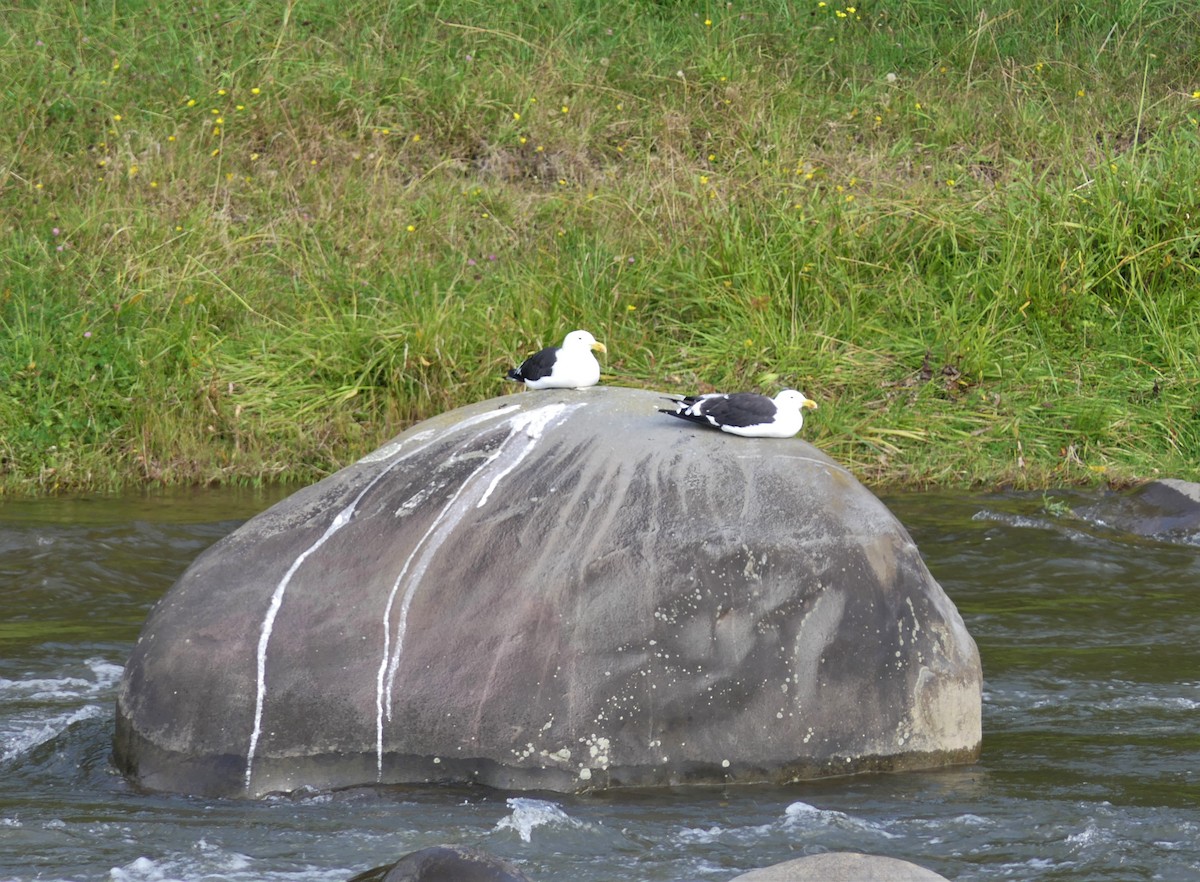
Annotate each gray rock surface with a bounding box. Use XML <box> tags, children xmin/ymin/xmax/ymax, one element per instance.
<box><xmin>729</xmin><ymin>852</ymin><xmax>951</xmax><ymax>881</ymax></box>
<box><xmin>346</xmin><ymin>845</ymin><xmax>533</xmax><ymax>882</ymax></box>
<box><xmin>114</xmin><ymin>386</ymin><xmax>981</xmax><ymax>798</ymax></box>
<box><xmin>1075</xmin><ymin>478</ymin><xmax>1200</xmax><ymax>539</ymax></box>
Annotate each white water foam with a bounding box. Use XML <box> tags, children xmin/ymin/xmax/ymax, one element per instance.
<box><xmin>971</xmin><ymin>509</ymin><xmax>1054</xmax><ymax>531</ymax></box>
<box><xmin>0</xmin><ymin>705</ymin><xmax>105</xmax><ymax>764</ymax></box>
<box><xmin>493</xmin><ymin>797</ymin><xmax>582</xmax><ymax>843</ymax></box>
<box><xmin>107</xmin><ymin>844</ymin><xmax>349</xmax><ymax>882</ymax></box>
<box><xmin>783</xmin><ymin>800</ymin><xmax>898</xmax><ymax>838</ymax></box>
<box><xmin>0</xmin><ymin>658</ymin><xmax>123</xmax><ymax>703</ymax></box>
<box><xmin>674</xmin><ymin>822</ymin><xmax>777</xmax><ymax>845</ymax></box>
<box><xmin>1064</xmin><ymin>818</ymin><xmax>1108</xmax><ymax>850</ymax></box>
<box><xmin>1</xmin><ymin>659</ymin><xmax>122</xmax><ymax>764</ymax></box>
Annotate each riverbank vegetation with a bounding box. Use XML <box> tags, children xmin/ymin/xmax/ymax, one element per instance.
<box><xmin>3</xmin><ymin>0</ymin><xmax>1199</xmax><ymax>494</ymax></box>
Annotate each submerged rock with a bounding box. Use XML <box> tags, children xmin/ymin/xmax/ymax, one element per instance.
<box><xmin>1075</xmin><ymin>478</ymin><xmax>1200</xmax><ymax>541</ymax></box>
<box><xmin>729</xmin><ymin>852</ymin><xmax>951</xmax><ymax>881</ymax></box>
<box><xmin>114</xmin><ymin>386</ymin><xmax>981</xmax><ymax>798</ymax></box>
<box><xmin>346</xmin><ymin>845</ymin><xmax>533</xmax><ymax>882</ymax></box>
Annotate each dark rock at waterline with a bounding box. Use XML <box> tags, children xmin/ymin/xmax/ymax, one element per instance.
<box><xmin>114</xmin><ymin>386</ymin><xmax>981</xmax><ymax>798</ymax></box>
<box><xmin>346</xmin><ymin>845</ymin><xmax>533</xmax><ymax>882</ymax></box>
<box><xmin>729</xmin><ymin>852</ymin><xmax>951</xmax><ymax>881</ymax></box>
<box><xmin>1074</xmin><ymin>478</ymin><xmax>1200</xmax><ymax>540</ymax></box>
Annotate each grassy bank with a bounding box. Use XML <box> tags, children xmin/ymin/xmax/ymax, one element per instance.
<box><xmin>3</xmin><ymin>0</ymin><xmax>1199</xmax><ymax>494</ymax></box>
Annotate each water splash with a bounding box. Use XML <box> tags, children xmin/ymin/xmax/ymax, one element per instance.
<box><xmin>493</xmin><ymin>797</ymin><xmax>581</xmax><ymax>843</ymax></box>
<box><xmin>1</xmin><ymin>705</ymin><xmax>104</xmax><ymax>764</ymax></box>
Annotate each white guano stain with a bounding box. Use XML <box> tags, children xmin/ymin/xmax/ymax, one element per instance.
<box><xmin>375</xmin><ymin>403</ymin><xmax>582</xmax><ymax>778</ymax></box>
<box><xmin>244</xmin><ymin>404</ymin><xmax>520</xmax><ymax>794</ymax></box>
<box><xmin>476</xmin><ymin>405</ymin><xmax>572</xmax><ymax>509</ymax></box>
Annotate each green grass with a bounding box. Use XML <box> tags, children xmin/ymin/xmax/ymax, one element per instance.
<box><xmin>3</xmin><ymin>0</ymin><xmax>1200</xmax><ymax>493</ymax></box>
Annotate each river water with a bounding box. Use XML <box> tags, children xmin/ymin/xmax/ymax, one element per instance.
<box><xmin>1</xmin><ymin>487</ymin><xmax>1197</xmax><ymax>881</ymax></box>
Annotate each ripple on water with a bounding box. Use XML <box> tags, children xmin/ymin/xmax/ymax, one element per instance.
<box><xmin>1</xmin><ymin>657</ymin><xmax>124</xmax><ymax>765</ymax></box>
<box><xmin>107</xmin><ymin>848</ymin><xmax>352</xmax><ymax>882</ymax></box>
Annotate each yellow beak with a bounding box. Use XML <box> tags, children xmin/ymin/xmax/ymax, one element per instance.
<box><xmin>592</xmin><ymin>341</ymin><xmax>608</xmax><ymax>354</ymax></box>
<box><xmin>802</xmin><ymin>397</ymin><xmax>818</xmax><ymax>410</ymax></box>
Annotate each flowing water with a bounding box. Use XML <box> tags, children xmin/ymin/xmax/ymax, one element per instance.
<box><xmin>1</xmin><ymin>487</ymin><xmax>1198</xmax><ymax>881</ymax></box>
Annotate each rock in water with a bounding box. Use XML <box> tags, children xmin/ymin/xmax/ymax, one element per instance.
<box><xmin>347</xmin><ymin>845</ymin><xmax>534</xmax><ymax>882</ymax></box>
<box><xmin>729</xmin><ymin>852</ymin><xmax>952</xmax><ymax>881</ymax></box>
<box><xmin>1074</xmin><ymin>478</ymin><xmax>1200</xmax><ymax>541</ymax></box>
<box><xmin>114</xmin><ymin>387</ymin><xmax>981</xmax><ymax>798</ymax></box>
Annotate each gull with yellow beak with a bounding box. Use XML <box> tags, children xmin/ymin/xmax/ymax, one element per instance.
<box><xmin>660</xmin><ymin>389</ymin><xmax>818</xmax><ymax>438</ymax></box>
<box><xmin>506</xmin><ymin>330</ymin><xmax>607</xmax><ymax>390</ymax></box>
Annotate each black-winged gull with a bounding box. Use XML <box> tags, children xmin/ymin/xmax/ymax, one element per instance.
<box><xmin>660</xmin><ymin>389</ymin><xmax>818</xmax><ymax>438</ymax></box>
<box><xmin>506</xmin><ymin>330</ymin><xmax>607</xmax><ymax>390</ymax></box>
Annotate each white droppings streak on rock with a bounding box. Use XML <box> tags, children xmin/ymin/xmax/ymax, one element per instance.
<box><xmin>246</xmin><ymin>405</ymin><xmax>519</xmax><ymax>794</ymax></box>
<box><xmin>376</xmin><ymin>403</ymin><xmax>581</xmax><ymax>777</ymax></box>
<box><xmin>790</xmin><ymin>588</ymin><xmax>846</xmax><ymax>712</ymax></box>
<box><xmin>359</xmin><ymin>429</ymin><xmax>435</xmax><ymax>463</ymax></box>
<box><xmin>476</xmin><ymin>404</ymin><xmax>582</xmax><ymax>509</ymax></box>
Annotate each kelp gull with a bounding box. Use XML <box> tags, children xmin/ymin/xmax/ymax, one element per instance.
<box><xmin>506</xmin><ymin>330</ymin><xmax>607</xmax><ymax>390</ymax></box>
<box><xmin>660</xmin><ymin>389</ymin><xmax>818</xmax><ymax>438</ymax></box>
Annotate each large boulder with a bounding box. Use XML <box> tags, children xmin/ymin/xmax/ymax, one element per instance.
<box><xmin>114</xmin><ymin>386</ymin><xmax>981</xmax><ymax>798</ymax></box>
